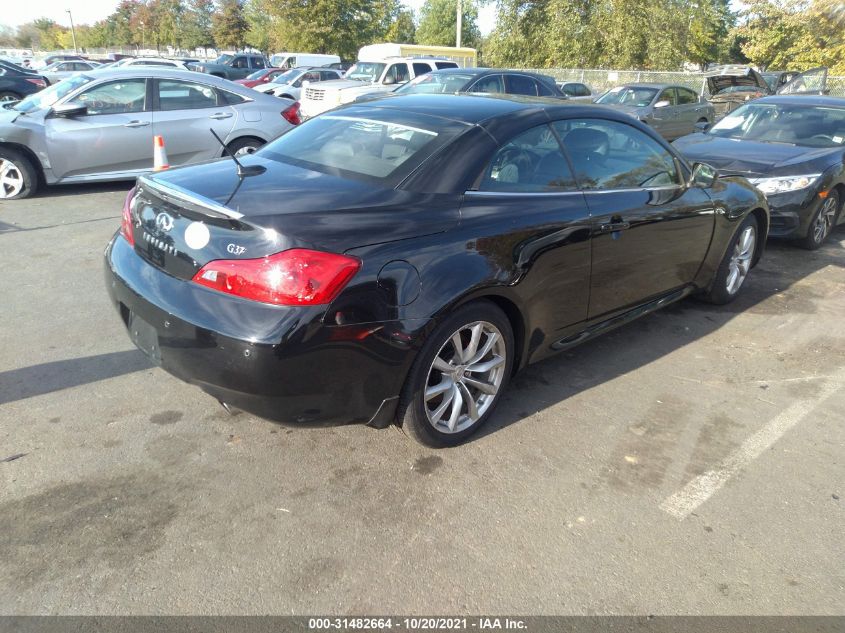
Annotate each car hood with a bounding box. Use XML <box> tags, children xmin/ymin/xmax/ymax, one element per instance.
<box><xmin>673</xmin><ymin>133</ymin><xmax>841</xmax><ymax>177</ymax></box>
<box><xmin>314</xmin><ymin>79</ymin><xmax>378</xmax><ymax>91</ymax></box>
<box><xmin>145</xmin><ymin>155</ymin><xmax>458</xmax><ymax>251</ymax></box>
<box><xmin>705</xmin><ymin>68</ymin><xmax>769</xmax><ymax>95</ymax></box>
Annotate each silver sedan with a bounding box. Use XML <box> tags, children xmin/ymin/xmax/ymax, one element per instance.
<box><xmin>0</xmin><ymin>68</ymin><xmax>296</xmax><ymax>199</ymax></box>
<box><xmin>41</xmin><ymin>60</ymin><xmax>101</xmax><ymax>84</ymax></box>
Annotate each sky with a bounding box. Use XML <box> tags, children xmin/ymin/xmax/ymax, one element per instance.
<box><xmin>1</xmin><ymin>0</ymin><xmax>499</xmax><ymax>35</ymax></box>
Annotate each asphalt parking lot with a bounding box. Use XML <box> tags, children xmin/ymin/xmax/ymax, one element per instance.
<box><xmin>0</xmin><ymin>183</ymin><xmax>843</xmax><ymax>615</ymax></box>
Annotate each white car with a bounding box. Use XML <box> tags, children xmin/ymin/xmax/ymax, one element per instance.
<box><xmin>299</xmin><ymin>57</ymin><xmax>458</xmax><ymax>119</ymax></box>
<box><xmin>104</xmin><ymin>58</ymin><xmax>189</xmax><ymax>70</ymax></box>
<box><xmin>254</xmin><ymin>67</ymin><xmax>343</xmax><ymax>100</ymax></box>
<box><xmin>41</xmin><ymin>60</ymin><xmax>101</xmax><ymax>84</ymax></box>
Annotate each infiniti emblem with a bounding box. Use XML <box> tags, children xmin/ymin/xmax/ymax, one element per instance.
<box><xmin>155</xmin><ymin>212</ymin><xmax>174</xmax><ymax>233</ymax></box>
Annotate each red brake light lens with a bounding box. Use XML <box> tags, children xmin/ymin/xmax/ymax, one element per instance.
<box><xmin>281</xmin><ymin>101</ymin><xmax>301</xmax><ymax>125</ymax></box>
<box><xmin>120</xmin><ymin>187</ymin><xmax>136</xmax><ymax>246</ymax></box>
<box><xmin>192</xmin><ymin>248</ymin><xmax>360</xmax><ymax>306</ymax></box>
<box><xmin>25</xmin><ymin>78</ymin><xmax>47</xmax><ymax>88</ymax></box>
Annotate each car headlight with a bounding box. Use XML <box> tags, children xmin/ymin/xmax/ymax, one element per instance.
<box><xmin>748</xmin><ymin>174</ymin><xmax>821</xmax><ymax>195</ymax></box>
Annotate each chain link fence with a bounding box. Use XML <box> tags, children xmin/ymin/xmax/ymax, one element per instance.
<box><xmin>526</xmin><ymin>68</ymin><xmax>845</xmax><ymax>97</ymax></box>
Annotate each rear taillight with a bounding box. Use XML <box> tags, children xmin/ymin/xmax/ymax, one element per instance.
<box><xmin>120</xmin><ymin>187</ymin><xmax>136</xmax><ymax>246</ymax></box>
<box><xmin>281</xmin><ymin>101</ymin><xmax>301</xmax><ymax>125</ymax></box>
<box><xmin>192</xmin><ymin>248</ymin><xmax>360</xmax><ymax>306</ymax></box>
<box><xmin>25</xmin><ymin>78</ymin><xmax>47</xmax><ymax>88</ymax></box>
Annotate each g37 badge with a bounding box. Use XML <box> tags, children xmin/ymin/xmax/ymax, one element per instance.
<box><xmin>227</xmin><ymin>244</ymin><xmax>246</xmax><ymax>256</ymax></box>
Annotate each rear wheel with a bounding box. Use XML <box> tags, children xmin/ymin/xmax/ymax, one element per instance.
<box><xmin>226</xmin><ymin>137</ymin><xmax>264</xmax><ymax>157</ymax></box>
<box><xmin>0</xmin><ymin>147</ymin><xmax>38</xmax><ymax>200</ymax></box>
<box><xmin>702</xmin><ymin>214</ymin><xmax>758</xmax><ymax>305</ymax></box>
<box><xmin>0</xmin><ymin>91</ymin><xmax>22</xmax><ymax>103</ymax></box>
<box><xmin>399</xmin><ymin>301</ymin><xmax>514</xmax><ymax>447</ymax></box>
<box><xmin>798</xmin><ymin>189</ymin><xmax>839</xmax><ymax>250</ymax></box>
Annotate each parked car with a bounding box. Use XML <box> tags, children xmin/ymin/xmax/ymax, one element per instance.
<box><xmin>299</xmin><ymin>57</ymin><xmax>458</xmax><ymax>119</ymax></box>
<box><xmin>191</xmin><ymin>54</ymin><xmax>269</xmax><ymax>81</ymax></box>
<box><xmin>0</xmin><ymin>65</ymin><xmax>47</xmax><ymax>102</ymax></box>
<box><xmin>104</xmin><ymin>57</ymin><xmax>190</xmax><ymax>70</ymax></box>
<box><xmin>323</xmin><ymin>61</ymin><xmax>354</xmax><ymax>74</ymax></box>
<box><xmin>704</xmin><ymin>65</ymin><xmax>827</xmax><ymax>119</ymax></box>
<box><xmin>269</xmin><ymin>52</ymin><xmax>341</xmax><ymax>70</ymax></box>
<box><xmin>35</xmin><ymin>54</ymin><xmax>85</xmax><ymax>69</ymax></box>
<box><xmin>355</xmin><ymin>68</ymin><xmax>566</xmax><ymax>102</ymax></box>
<box><xmin>594</xmin><ymin>83</ymin><xmax>714</xmax><ymax>140</ymax></box>
<box><xmin>41</xmin><ymin>60</ymin><xmax>101</xmax><ymax>84</ymax></box>
<box><xmin>0</xmin><ymin>68</ymin><xmax>297</xmax><ymax>199</ymax></box>
<box><xmin>761</xmin><ymin>70</ymin><xmax>801</xmax><ymax>92</ymax></box>
<box><xmin>558</xmin><ymin>81</ymin><xmax>593</xmax><ymax>102</ymax></box>
<box><xmin>234</xmin><ymin>67</ymin><xmax>285</xmax><ymax>89</ymax></box>
<box><xmin>253</xmin><ymin>67</ymin><xmax>343</xmax><ymax>100</ymax></box>
<box><xmin>105</xmin><ymin>94</ymin><xmax>768</xmax><ymax>446</ymax></box>
<box><xmin>674</xmin><ymin>95</ymin><xmax>845</xmax><ymax>249</ymax></box>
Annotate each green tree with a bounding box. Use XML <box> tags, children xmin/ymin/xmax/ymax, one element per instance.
<box><xmin>385</xmin><ymin>8</ymin><xmax>416</xmax><ymax>44</ymax></box>
<box><xmin>213</xmin><ymin>0</ymin><xmax>248</xmax><ymax>50</ymax></box>
<box><xmin>244</xmin><ymin>0</ymin><xmax>272</xmax><ymax>52</ymax></box>
<box><xmin>416</xmin><ymin>0</ymin><xmax>481</xmax><ymax>48</ymax></box>
<box><xmin>735</xmin><ymin>0</ymin><xmax>805</xmax><ymax>70</ymax></box>
<box><xmin>182</xmin><ymin>0</ymin><xmax>216</xmax><ymax>50</ymax></box>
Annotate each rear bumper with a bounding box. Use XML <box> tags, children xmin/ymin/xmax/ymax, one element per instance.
<box><xmin>104</xmin><ymin>234</ymin><xmax>424</xmax><ymax>425</ymax></box>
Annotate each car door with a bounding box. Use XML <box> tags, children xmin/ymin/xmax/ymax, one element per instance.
<box><xmin>151</xmin><ymin>78</ymin><xmax>237</xmax><ymax>166</ymax></box>
<box><xmin>229</xmin><ymin>56</ymin><xmax>250</xmax><ymax>79</ymax></box>
<box><xmin>650</xmin><ymin>88</ymin><xmax>678</xmax><ymax>138</ymax></box>
<box><xmin>675</xmin><ymin>86</ymin><xmax>705</xmax><ymax>135</ymax></box>
<box><xmin>468</xmin><ymin>74</ymin><xmax>505</xmax><ymax>94</ymax></box>
<box><xmin>553</xmin><ymin>118</ymin><xmax>715</xmax><ymax>319</ymax></box>
<box><xmin>777</xmin><ymin>67</ymin><xmax>828</xmax><ymax>95</ymax></box>
<box><xmin>461</xmin><ymin>124</ymin><xmax>593</xmax><ymax>337</ymax></box>
<box><xmin>505</xmin><ymin>74</ymin><xmax>539</xmax><ymax>96</ymax></box>
<box><xmin>44</xmin><ymin>77</ymin><xmax>153</xmax><ymax>180</ymax></box>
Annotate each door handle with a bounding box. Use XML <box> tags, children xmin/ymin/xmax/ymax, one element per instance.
<box><xmin>599</xmin><ymin>221</ymin><xmax>631</xmax><ymax>233</ymax></box>
<box><xmin>209</xmin><ymin>112</ymin><xmax>233</xmax><ymax>120</ymax></box>
<box><xmin>124</xmin><ymin>120</ymin><xmax>150</xmax><ymax>128</ymax></box>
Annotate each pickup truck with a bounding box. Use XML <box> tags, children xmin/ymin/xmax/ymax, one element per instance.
<box><xmin>191</xmin><ymin>54</ymin><xmax>270</xmax><ymax>81</ymax></box>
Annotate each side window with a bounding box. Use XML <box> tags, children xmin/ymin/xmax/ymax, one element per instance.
<box><xmin>435</xmin><ymin>61</ymin><xmax>458</xmax><ymax>69</ymax></box>
<box><xmin>536</xmin><ymin>80</ymin><xmax>555</xmax><ymax>97</ymax></box>
<box><xmin>69</xmin><ymin>79</ymin><xmax>147</xmax><ymax>115</ymax></box>
<box><xmin>385</xmin><ymin>63</ymin><xmax>410</xmax><ymax>84</ymax></box>
<box><xmin>319</xmin><ymin>70</ymin><xmax>338</xmax><ymax>81</ymax></box>
<box><xmin>577</xmin><ymin>84</ymin><xmax>591</xmax><ymax>97</ymax></box>
<box><xmin>231</xmin><ymin>57</ymin><xmax>249</xmax><ymax>69</ymax></box>
<box><xmin>470</xmin><ymin>75</ymin><xmax>504</xmax><ymax>93</ymax></box>
<box><xmin>479</xmin><ymin>124</ymin><xmax>577</xmax><ymax>193</ymax></box>
<box><xmin>218</xmin><ymin>89</ymin><xmax>246</xmax><ymax>105</ymax></box>
<box><xmin>58</xmin><ymin>63</ymin><xmax>73</xmax><ymax>71</ymax></box>
<box><xmin>506</xmin><ymin>74</ymin><xmax>538</xmax><ymax>96</ymax></box>
<box><xmin>657</xmin><ymin>88</ymin><xmax>678</xmax><ymax>106</ymax></box>
<box><xmin>561</xmin><ymin>84</ymin><xmax>577</xmax><ymax>96</ymax></box>
<box><xmin>412</xmin><ymin>62</ymin><xmax>432</xmax><ymax>77</ymax></box>
<box><xmin>554</xmin><ymin>119</ymin><xmax>679</xmax><ymax>190</ymax></box>
<box><xmin>252</xmin><ymin>57</ymin><xmax>265</xmax><ymax>69</ymax></box>
<box><xmin>677</xmin><ymin>88</ymin><xmax>698</xmax><ymax>104</ymax></box>
<box><xmin>158</xmin><ymin>80</ymin><xmax>218</xmax><ymax>111</ymax></box>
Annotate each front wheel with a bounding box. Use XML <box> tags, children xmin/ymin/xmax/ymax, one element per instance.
<box><xmin>798</xmin><ymin>189</ymin><xmax>839</xmax><ymax>250</ymax></box>
<box><xmin>701</xmin><ymin>214</ymin><xmax>758</xmax><ymax>305</ymax></box>
<box><xmin>0</xmin><ymin>147</ymin><xmax>38</xmax><ymax>200</ymax></box>
<box><xmin>399</xmin><ymin>301</ymin><xmax>514</xmax><ymax>447</ymax></box>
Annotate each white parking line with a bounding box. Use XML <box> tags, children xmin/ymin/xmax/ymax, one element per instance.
<box><xmin>660</xmin><ymin>374</ymin><xmax>843</xmax><ymax>520</ymax></box>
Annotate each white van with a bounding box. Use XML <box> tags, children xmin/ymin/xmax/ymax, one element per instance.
<box><xmin>270</xmin><ymin>52</ymin><xmax>341</xmax><ymax>70</ymax></box>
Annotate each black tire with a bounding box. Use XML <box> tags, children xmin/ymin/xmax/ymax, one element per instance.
<box><xmin>0</xmin><ymin>91</ymin><xmax>22</xmax><ymax>103</ymax></box>
<box><xmin>398</xmin><ymin>301</ymin><xmax>514</xmax><ymax>447</ymax></box>
<box><xmin>0</xmin><ymin>146</ymin><xmax>38</xmax><ymax>200</ymax></box>
<box><xmin>701</xmin><ymin>214</ymin><xmax>758</xmax><ymax>305</ymax></box>
<box><xmin>226</xmin><ymin>137</ymin><xmax>264</xmax><ymax>157</ymax></box>
<box><xmin>797</xmin><ymin>189</ymin><xmax>839</xmax><ymax>250</ymax></box>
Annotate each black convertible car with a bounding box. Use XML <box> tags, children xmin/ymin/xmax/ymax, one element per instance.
<box><xmin>674</xmin><ymin>96</ymin><xmax>845</xmax><ymax>249</ymax></box>
<box><xmin>105</xmin><ymin>94</ymin><xmax>768</xmax><ymax>446</ymax></box>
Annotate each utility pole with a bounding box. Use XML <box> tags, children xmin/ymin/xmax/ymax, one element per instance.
<box><xmin>456</xmin><ymin>0</ymin><xmax>462</xmax><ymax>48</ymax></box>
<box><xmin>66</xmin><ymin>9</ymin><xmax>78</xmax><ymax>53</ymax></box>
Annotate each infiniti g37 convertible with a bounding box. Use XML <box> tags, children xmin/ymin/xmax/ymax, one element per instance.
<box><xmin>105</xmin><ymin>94</ymin><xmax>769</xmax><ymax>446</ymax></box>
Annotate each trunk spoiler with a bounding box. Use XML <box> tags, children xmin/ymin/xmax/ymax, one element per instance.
<box><xmin>137</xmin><ymin>175</ymin><xmax>244</xmax><ymax>220</ymax></box>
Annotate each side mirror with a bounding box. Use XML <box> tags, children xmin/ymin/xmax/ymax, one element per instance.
<box><xmin>654</xmin><ymin>100</ymin><xmax>671</xmax><ymax>108</ymax></box>
<box><xmin>694</xmin><ymin>120</ymin><xmax>711</xmax><ymax>132</ymax></box>
<box><xmin>52</xmin><ymin>102</ymin><xmax>88</xmax><ymax>118</ymax></box>
<box><xmin>383</xmin><ymin>75</ymin><xmax>396</xmax><ymax>85</ymax></box>
<box><xmin>689</xmin><ymin>162</ymin><xmax>717</xmax><ymax>189</ymax></box>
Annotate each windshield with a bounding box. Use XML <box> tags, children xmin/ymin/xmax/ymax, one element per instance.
<box><xmin>762</xmin><ymin>74</ymin><xmax>780</xmax><ymax>91</ymax></box>
<box><xmin>345</xmin><ymin>62</ymin><xmax>386</xmax><ymax>82</ymax></box>
<box><xmin>269</xmin><ymin>69</ymin><xmax>300</xmax><ymax>85</ymax></box>
<box><xmin>13</xmin><ymin>74</ymin><xmax>92</xmax><ymax>112</ymax></box>
<box><xmin>395</xmin><ymin>72</ymin><xmax>473</xmax><ymax>94</ymax></box>
<box><xmin>262</xmin><ymin>113</ymin><xmax>444</xmax><ymax>181</ymax></box>
<box><xmin>246</xmin><ymin>69</ymin><xmax>269</xmax><ymax>80</ymax></box>
<box><xmin>215</xmin><ymin>54</ymin><xmax>233</xmax><ymax>65</ymax></box>
<box><xmin>708</xmin><ymin>103</ymin><xmax>845</xmax><ymax>148</ymax></box>
<box><xmin>596</xmin><ymin>86</ymin><xmax>658</xmax><ymax>107</ymax></box>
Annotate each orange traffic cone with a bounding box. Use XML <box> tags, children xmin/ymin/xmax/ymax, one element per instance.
<box><xmin>153</xmin><ymin>135</ymin><xmax>170</xmax><ymax>171</ymax></box>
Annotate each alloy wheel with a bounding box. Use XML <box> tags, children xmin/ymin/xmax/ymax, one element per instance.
<box><xmin>813</xmin><ymin>197</ymin><xmax>837</xmax><ymax>244</ymax></box>
<box><xmin>234</xmin><ymin>145</ymin><xmax>258</xmax><ymax>157</ymax></box>
<box><xmin>726</xmin><ymin>224</ymin><xmax>756</xmax><ymax>295</ymax></box>
<box><xmin>0</xmin><ymin>159</ymin><xmax>25</xmax><ymax>198</ymax></box>
<box><xmin>424</xmin><ymin>321</ymin><xmax>507</xmax><ymax>434</ymax></box>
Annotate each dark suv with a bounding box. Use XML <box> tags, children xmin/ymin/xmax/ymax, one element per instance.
<box><xmin>191</xmin><ymin>54</ymin><xmax>269</xmax><ymax>81</ymax></box>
